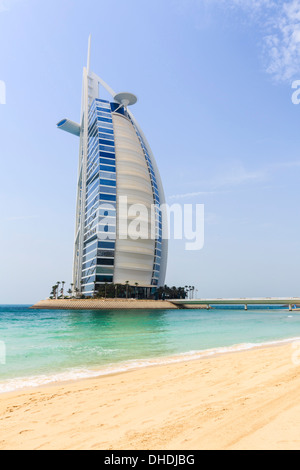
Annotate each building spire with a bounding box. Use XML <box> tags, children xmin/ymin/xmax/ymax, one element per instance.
<box><xmin>87</xmin><ymin>34</ymin><xmax>91</xmax><ymax>75</ymax></box>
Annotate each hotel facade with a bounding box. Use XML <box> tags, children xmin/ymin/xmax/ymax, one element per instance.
<box><xmin>57</xmin><ymin>38</ymin><xmax>167</xmax><ymax>296</ymax></box>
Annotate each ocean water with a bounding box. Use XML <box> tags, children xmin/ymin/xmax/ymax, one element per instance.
<box><xmin>0</xmin><ymin>304</ymin><xmax>300</xmax><ymax>393</ymax></box>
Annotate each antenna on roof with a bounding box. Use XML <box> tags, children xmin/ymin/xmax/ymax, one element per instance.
<box><xmin>87</xmin><ymin>34</ymin><xmax>91</xmax><ymax>75</ymax></box>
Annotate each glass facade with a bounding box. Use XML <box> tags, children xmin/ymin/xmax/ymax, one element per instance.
<box><xmin>79</xmin><ymin>98</ymin><xmax>163</xmax><ymax>295</ymax></box>
<box><xmin>81</xmin><ymin>99</ymin><xmax>117</xmax><ymax>295</ymax></box>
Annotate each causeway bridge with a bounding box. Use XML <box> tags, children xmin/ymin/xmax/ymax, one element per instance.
<box><xmin>171</xmin><ymin>297</ymin><xmax>300</xmax><ymax>311</ymax></box>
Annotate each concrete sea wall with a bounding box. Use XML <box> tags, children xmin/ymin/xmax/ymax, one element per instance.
<box><xmin>31</xmin><ymin>299</ymin><xmax>180</xmax><ymax>310</ymax></box>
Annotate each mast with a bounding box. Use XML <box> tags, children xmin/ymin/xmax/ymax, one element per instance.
<box><xmin>76</xmin><ymin>36</ymin><xmax>91</xmax><ymax>293</ymax></box>
<box><xmin>87</xmin><ymin>34</ymin><xmax>91</xmax><ymax>75</ymax></box>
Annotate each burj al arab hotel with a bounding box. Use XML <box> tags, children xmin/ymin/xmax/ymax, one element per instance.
<box><xmin>57</xmin><ymin>37</ymin><xmax>168</xmax><ymax>296</ymax></box>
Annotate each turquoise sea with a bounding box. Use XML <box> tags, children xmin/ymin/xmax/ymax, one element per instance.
<box><xmin>1</xmin><ymin>304</ymin><xmax>300</xmax><ymax>393</ymax></box>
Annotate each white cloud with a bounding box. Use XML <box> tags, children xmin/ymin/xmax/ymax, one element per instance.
<box><xmin>269</xmin><ymin>159</ymin><xmax>300</xmax><ymax>169</ymax></box>
<box><xmin>264</xmin><ymin>0</ymin><xmax>300</xmax><ymax>81</ymax></box>
<box><xmin>6</xmin><ymin>215</ymin><xmax>39</xmax><ymax>221</ymax></box>
<box><xmin>169</xmin><ymin>191</ymin><xmax>219</xmax><ymax>200</ymax></box>
<box><xmin>168</xmin><ymin>162</ymin><xmax>266</xmax><ymax>201</ymax></box>
<box><xmin>175</xmin><ymin>0</ymin><xmax>300</xmax><ymax>82</ymax></box>
<box><xmin>0</xmin><ymin>0</ymin><xmax>21</xmax><ymax>13</ymax></box>
<box><xmin>226</xmin><ymin>0</ymin><xmax>300</xmax><ymax>82</ymax></box>
<box><xmin>209</xmin><ymin>164</ymin><xmax>266</xmax><ymax>188</ymax></box>
<box><xmin>168</xmin><ymin>158</ymin><xmax>300</xmax><ymax>201</ymax></box>
<box><xmin>0</xmin><ymin>0</ymin><xmax>9</xmax><ymax>12</ymax></box>
<box><xmin>222</xmin><ymin>0</ymin><xmax>277</xmax><ymax>12</ymax></box>
<box><xmin>0</xmin><ymin>0</ymin><xmax>11</xmax><ymax>12</ymax></box>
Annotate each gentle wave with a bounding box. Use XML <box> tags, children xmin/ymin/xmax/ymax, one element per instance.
<box><xmin>1</xmin><ymin>336</ymin><xmax>299</xmax><ymax>394</ymax></box>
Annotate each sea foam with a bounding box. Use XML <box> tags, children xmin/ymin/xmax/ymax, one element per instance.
<box><xmin>1</xmin><ymin>336</ymin><xmax>299</xmax><ymax>394</ymax></box>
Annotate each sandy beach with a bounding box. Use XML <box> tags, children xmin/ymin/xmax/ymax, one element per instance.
<box><xmin>1</xmin><ymin>341</ymin><xmax>300</xmax><ymax>450</ymax></box>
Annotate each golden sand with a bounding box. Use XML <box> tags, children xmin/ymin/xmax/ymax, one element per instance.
<box><xmin>1</xmin><ymin>342</ymin><xmax>300</xmax><ymax>450</ymax></box>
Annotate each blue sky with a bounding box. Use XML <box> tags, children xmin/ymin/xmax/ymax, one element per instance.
<box><xmin>1</xmin><ymin>0</ymin><xmax>300</xmax><ymax>303</ymax></box>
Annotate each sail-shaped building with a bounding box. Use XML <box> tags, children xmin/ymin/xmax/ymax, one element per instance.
<box><xmin>57</xmin><ymin>38</ymin><xmax>167</xmax><ymax>296</ymax></box>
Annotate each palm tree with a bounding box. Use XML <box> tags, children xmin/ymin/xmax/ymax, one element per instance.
<box><xmin>54</xmin><ymin>284</ymin><xmax>59</xmax><ymax>299</ymax></box>
<box><xmin>191</xmin><ymin>286</ymin><xmax>195</xmax><ymax>299</ymax></box>
<box><xmin>184</xmin><ymin>285</ymin><xmax>188</xmax><ymax>300</ymax></box>
<box><xmin>171</xmin><ymin>286</ymin><xmax>177</xmax><ymax>299</ymax></box>
<box><xmin>135</xmin><ymin>282</ymin><xmax>139</xmax><ymax>299</ymax></box>
<box><xmin>125</xmin><ymin>281</ymin><xmax>129</xmax><ymax>299</ymax></box>
<box><xmin>61</xmin><ymin>281</ymin><xmax>65</xmax><ymax>298</ymax></box>
<box><xmin>56</xmin><ymin>282</ymin><xmax>61</xmax><ymax>298</ymax></box>
<box><xmin>70</xmin><ymin>283</ymin><xmax>74</xmax><ymax>298</ymax></box>
<box><xmin>50</xmin><ymin>285</ymin><xmax>58</xmax><ymax>299</ymax></box>
<box><xmin>179</xmin><ymin>287</ymin><xmax>186</xmax><ymax>299</ymax></box>
<box><xmin>115</xmin><ymin>283</ymin><xmax>120</xmax><ymax>299</ymax></box>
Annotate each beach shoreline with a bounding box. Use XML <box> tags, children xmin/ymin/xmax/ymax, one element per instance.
<box><xmin>1</xmin><ymin>341</ymin><xmax>300</xmax><ymax>450</ymax></box>
<box><xmin>1</xmin><ymin>335</ymin><xmax>299</xmax><ymax>396</ymax></box>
